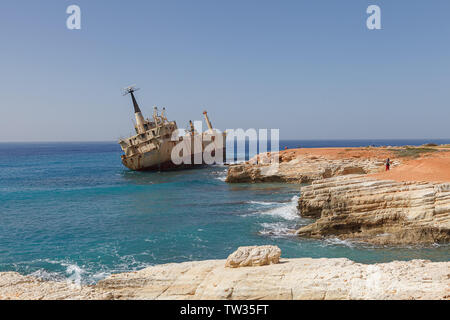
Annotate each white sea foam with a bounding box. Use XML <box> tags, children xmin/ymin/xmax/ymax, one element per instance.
<box><xmin>117</xmin><ymin>254</ymin><xmax>150</xmax><ymax>272</ymax></box>
<box><xmin>215</xmin><ymin>175</ymin><xmax>226</xmax><ymax>182</ymax></box>
<box><xmin>247</xmin><ymin>200</ymin><xmax>279</xmax><ymax>206</ymax></box>
<box><xmin>92</xmin><ymin>271</ymin><xmax>110</xmax><ymax>282</ymax></box>
<box><xmin>259</xmin><ymin>222</ymin><xmax>296</xmax><ymax>237</ymax></box>
<box><xmin>323</xmin><ymin>237</ymin><xmax>355</xmax><ymax>248</ymax></box>
<box><xmin>259</xmin><ymin>195</ymin><xmax>300</xmax><ymax>221</ymax></box>
<box><xmin>38</xmin><ymin>259</ymin><xmax>88</xmax><ymax>284</ymax></box>
<box><xmin>30</xmin><ymin>269</ymin><xmax>64</xmax><ymax>282</ymax></box>
<box><xmin>214</xmin><ymin>169</ymin><xmax>228</xmax><ymax>181</ymax></box>
<box><xmin>65</xmin><ymin>264</ymin><xmax>85</xmax><ymax>286</ymax></box>
<box><xmin>225</xmin><ymin>159</ymin><xmax>246</xmax><ymax>165</ymax></box>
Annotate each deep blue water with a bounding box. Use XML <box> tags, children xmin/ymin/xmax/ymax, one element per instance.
<box><xmin>0</xmin><ymin>140</ymin><xmax>449</xmax><ymax>284</ymax></box>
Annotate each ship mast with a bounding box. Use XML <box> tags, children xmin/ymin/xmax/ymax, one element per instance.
<box><xmin>203</xmin><ymin>110</ymin><xmax>213</xmax><ymax>133</ymax></box>
<box><xmin>123</xmin><ymin>85</ymin><xmax>146</xmax><ymax>134</ymax></box>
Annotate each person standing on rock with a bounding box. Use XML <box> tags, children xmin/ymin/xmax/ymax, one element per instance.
<box><xmin>385</xmin><ymin>158</ymin><xmax>391</xmax><ymax>171</ymax></box>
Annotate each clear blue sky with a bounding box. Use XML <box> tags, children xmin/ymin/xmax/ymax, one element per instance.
<box><xmin>0</xmin><ymin>0</ymin><xmax>449</xmax><ymax>141</ymax></box>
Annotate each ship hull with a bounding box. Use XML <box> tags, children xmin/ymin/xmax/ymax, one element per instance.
<box><xmin>121</xmin><ymin>137</ymin><xmax>226</xmax><ymax>171</ymax></box>
<box><xmin>126</xmin><ymin>159</ymin><xmax>207</xmax><ymax>172</ymax></box>
<box><xmin>122</xmin><ymin>150</ymin><xmax>226</xmax><ymax>171</ymax></box>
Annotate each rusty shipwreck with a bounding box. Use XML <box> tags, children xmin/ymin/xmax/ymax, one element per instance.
<box><xmin>118</xmin><ymin>86</ymin><xmax>226</xmax><ymax>171</ymax></box>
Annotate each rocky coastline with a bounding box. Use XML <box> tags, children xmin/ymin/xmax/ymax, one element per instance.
<box><xmin>1</xmin><ymin>246</ymin><xmax>449</xmax><ymax>300</ymax></box>
<box><xmin>226</xmin><ymin>151</ymin><xmax>398</xmax><ymax>184</ymax></box>
<box><xmin>227</xmin><ymin>146</ymin><xmax>450</xmax><ymax>245</ymax></box>
<box><xmin>296</xmin><ymin>175</ymin><xmax>450</xmax><ymax>244</ymax></box>
<box><xmin>2</xmin><ymin>146</ymin><xmax>449</xmax><ymax>300</ymax></box>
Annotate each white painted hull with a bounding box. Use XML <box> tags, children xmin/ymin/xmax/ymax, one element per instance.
<box><xmin>121</xmin><ymin>133</ymin><xmax>226</xmax><ymax>171</ymax></box>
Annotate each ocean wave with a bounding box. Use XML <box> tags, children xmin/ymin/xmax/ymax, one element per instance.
<box><xmin>41</xmin><ymin>254</ymin><xmax>152</xmax><ymax>284</ymax></box>
<box><xmin>29</xmin><ymin>269</ymin><xmax>65</xmax><ymax>282</ymax></box>
<box><xmin>259</xmin><ymin>195</ymin><xmax>300</xmax><ymax>221</ymax></box>
<box><xmin>116</xmin><ymin>254</ymin><xmax>151</xmax><ymax>272</ymax></box>
<box><xmin>225</xmin><ymin>159</ymin><xmax>245</xmax><ymax>164</ymax></box>
<box><xmin>322</xmin><ymin>237</ymin><xmax>355</xmax><ymax>248</ymax></box>
<box><xmin>259</xmin><ymin>222</ymin><xmax>296</xmax><ymax>237</ymax></box>
<box><xmin>20</xmin><ymin>258</ymin><xmax>90</xmax><ymax>285</ymax></box>
<box><xmin>65</xmin><ymin>264</ymin><xmax>85</xmax><ymax>285</ymax></box>
<box><xmin>247</xmin><ymin>200</ymin><xmax>279</xmax><ymax>206</ymax></box>
<box><xmin>40</xmin><ymin>259</ymin><xmax>87</xmax><ymax>284</ymax></box>
<box><xmin>212</xmin><ymin>168</ymin><xmax>228</xmax><ymax>182</ymax></box>
<box><xmin>215</xmin><ymin>175</ymin><xmax>227</xmax><ymax>182</ymax></box>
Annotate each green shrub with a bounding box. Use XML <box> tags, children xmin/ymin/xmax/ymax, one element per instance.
<box><xmin>388</xmin><ymin>147</ymin><xmax>438</xmax><ymax>159</ymax></box>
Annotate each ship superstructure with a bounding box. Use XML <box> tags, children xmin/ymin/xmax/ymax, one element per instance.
<box><xmin>118</xmin><ymin>86</ymin><xmax>226</xmax><ymax>171</ymax></box>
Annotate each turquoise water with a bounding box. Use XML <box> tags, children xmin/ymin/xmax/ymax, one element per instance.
<box><xmin>0</xmin><ymin>140</ymin><xmax>449</xmax><ymax>284</ymax></box>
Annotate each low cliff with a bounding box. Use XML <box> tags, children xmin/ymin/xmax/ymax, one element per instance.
<box><xmin>1</xmin><ymin>257</ymin><xmax>449</xmax><ymax>300</ymax></box>
<box><xmin>296</xmin><ymin>175</ymin><xmax>450</xmax><ymax>244</ymax></box>
<box><xmin>226</xmin><ymin>155</ymin><xmax>392</xmax><ymax>183</ymax></box>
<box><xmin>226</xmin><ymin>147</ymin><xmax>450</xmax><ymax>245</ymax></box>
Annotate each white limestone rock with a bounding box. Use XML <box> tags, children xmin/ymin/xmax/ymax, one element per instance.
<box><xmin>225</xmin><ymin>245</ymin><xmax>281</xmax><ymax>268</ymax></box>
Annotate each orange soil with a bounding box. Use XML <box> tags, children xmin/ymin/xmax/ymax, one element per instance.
<box><xmin>279</xmin><ymin>147</ymin><xmax>396</xmax><ymax>161</ymax></box>
<box><xmin>279</xmin><ymin>147</ymin><xmax>450</xmax><ymax>183</ymax></box>
<box><xmin>369</xmin><ymin>153</ymin><xmax>450</xmax><ymax>183</ymax></box>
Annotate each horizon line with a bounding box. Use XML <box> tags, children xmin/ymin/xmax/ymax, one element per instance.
<box><xmin>1</xmin><ymin>138</ymin><xmax>450</xmax><ymax>144</ymax></box>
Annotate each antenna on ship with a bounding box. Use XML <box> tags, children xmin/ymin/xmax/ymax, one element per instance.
<box><xmin>152</xmin><ymin>106</ymin><xmax>160</xmax><ymax>126</ymax></box>
<box><xmin>122</xmin><ymin>84</ymin><xmax>146</xmax><ymax>133</ymax></box>
<box><xmin>122</xmin><ymin>85</ymin><xmax>142</xmax><ymax>114</ymax></box>
<box><xmin>189</xmin><ymin>120</ymin><xmax>195</xmax><ymax>136</ymax></box>
<box><xmin>161</xmin><ymin>107</ymin><xmax>167</xmax><ymax>122</ymax></box>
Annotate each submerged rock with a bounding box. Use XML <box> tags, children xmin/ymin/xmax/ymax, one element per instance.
<box><xmin>225</xmin><ymin>245</ymin><xmax>281</xmax><ymax>268</ymax></box>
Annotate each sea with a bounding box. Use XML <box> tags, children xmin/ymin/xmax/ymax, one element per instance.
<box><xmin>0</xmin><ymin>139</ymin><xmax>449</xmax><ymax>284</ymax></box>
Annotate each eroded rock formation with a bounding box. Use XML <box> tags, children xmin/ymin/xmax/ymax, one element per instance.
<box><xmin>225</xmin><ymin>245</ymin><xmax>281</xmax><ymax>268</ymax></box>
<box><xmin>226</xmin><ymin>154</ymin><xmax>394</xmax><ymax>183</ymax></box>
<box><xmin>1</xmin><ymin>256</ymin><xmax>448</xmax><ymax>300</ymax></box>
<box><xmin>296</xmin><ymin>175</ymin><xmax>450</xmax><ymax>244</ymax></box>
